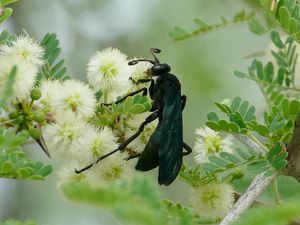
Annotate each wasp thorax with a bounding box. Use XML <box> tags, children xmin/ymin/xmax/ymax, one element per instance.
<box><xmin>151</xmin><ymin>63</ymin><xmax>171</xmax><ymax>75</ymax></box>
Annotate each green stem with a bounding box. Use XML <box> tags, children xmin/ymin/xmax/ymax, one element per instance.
<box><xmin>272</xmin><ymin>179</ymin><xmax>281</xmax><ymax>205</ymax></box>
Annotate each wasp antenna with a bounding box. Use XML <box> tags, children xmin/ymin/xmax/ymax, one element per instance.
<box><xmin>128</xmin><ymin>59</ymin><xmax>155</xmax><ymax>66</ymax></box>
<box><xmin>150</xmin><ymin>48</ymin><xmax>161</xmax><ymax>63</ymax></box>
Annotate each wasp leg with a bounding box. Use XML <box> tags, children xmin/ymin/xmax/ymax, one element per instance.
<box><xmin>101</xmin><ymin>87</ymin><xmax>148</xmax><ymax>106</ymax></box>
<box><xmin>181</xmin><ymin>95</ymin><xmax>191</xmax><ymax>156</ymax></box>
<box><xmin>125</xmin><ymin>153</ymin><xmax>141</xmax><ymax>161</ymax></box>
<box><xmin>181</xmin><ymin>95</ymin><xmax>187</xmax><ymax>110</ymax></box>
<box><xmin>130</xmin><ymin>77</ymin><xmax>153</xmax><ymax>84</ymax></box>
<box><xmin>75</xmin><ymin>111</ymin><xmax>160</xmax><ymax>174</ymax></box>
<box><xmin>182</xmin><ymin>142</ymin><xmax>192</xmax><ymax>156</ymax></box>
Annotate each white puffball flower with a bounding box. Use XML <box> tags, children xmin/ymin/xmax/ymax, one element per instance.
<box><xmin>38</xmin><ymin>79</ymin><xmax>63</xmax><ymax>111</ymax></box>
<box><xmin>86</xmin><ymin>152</ymin><xmax>133</xmax><ymax>186</ymax></box>
<box><xmin>125</xmin><ymin>113</ymin><xmax>158</xmax><ymax>154</ymax></box>
<box><xmin>86</xmin><ymin>47</ymin><xmax>131</xmax><ymax>102</ymax></box>
<box><xmin>0</xmin><ymin>55</ymin><xmax>38</xmax><ymax>100</ymax></box>
<box><xmin>129</xmin><ymin>59</ymin><xmax>152</xmax><ymax>89</ymax></box>
<box><xmin>193</xmin><ymin>126</ymin><xmax>233</xmax><ymax>164</ymax></box>
<box><xmin>43</xmin><ymin>111</ymin><xmax>88</xmax><ymax>159</ymax></box>
<box><xmin>191</xmin><ymin>182</ymin><xmax>235</xmax><ymax>220</ymax></box>
<box><xmin>77</xmin><ymin>126</ymin><xmax>119</xmax><ymax>161</ymax></box>
<box><xmin>52</xmin><ymin>79</ymin><xmax>96</xmax><ymax>118</ymax></box>
<box><xmin>0</xmin><ymin>35</ymin><xmax>44</xmax><ymax>68</ymax></box>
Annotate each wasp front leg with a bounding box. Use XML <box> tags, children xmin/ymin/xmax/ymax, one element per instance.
<box><xmin>101</xmin><ymin>87</ymin><xmax>148</xmax><ymax>106</ymax></box>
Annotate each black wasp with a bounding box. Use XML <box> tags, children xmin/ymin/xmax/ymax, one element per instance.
<box><xmin>76</xmin><ymin>48</ymin><xmax>192</xmax><ymax>185</ymax></box>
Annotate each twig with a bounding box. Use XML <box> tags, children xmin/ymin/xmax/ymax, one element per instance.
<box><xmin>220</xmin><ymin>134</ymin><xmax>276</xmax><ymax>225</ymax></box>
<box><xmin>220</xmin><ymin>173</ymin><xmax>277</xmax><ymax>225</ymax></box>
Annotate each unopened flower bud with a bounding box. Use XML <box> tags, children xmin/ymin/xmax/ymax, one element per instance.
<box><xmin>29</xmin><ymin>128</ymin><xmax>41</xmax><ymax>140</ymax></box>
<box><xmin>9</xmin><ymin>111</ymin><xmax>19</xmax><ymax>119</ymax></box>
<box><xmin>30</xmin><ymin>88</ymin><xmax>42</xmax><ymax>101</ymax></box>
<box><xmin>33</xmin><ymin>111</ymin><xmax>45</xmax><ymax>123</ymax></box>
<box><xmin>15</xmin><ymin>115</ymin><xmax>24</xmax><ymax>124</ymax></box>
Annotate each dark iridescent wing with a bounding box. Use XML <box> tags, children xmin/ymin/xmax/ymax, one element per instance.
<box><xmin>135</xmin><ymin>122</ymin><xmax>161</xmax><ymax>171</ymax></box>
<box><xmin>158</xmin><ymin>78</ymin><xmax>183</xmax><ymax>185</ymax></box>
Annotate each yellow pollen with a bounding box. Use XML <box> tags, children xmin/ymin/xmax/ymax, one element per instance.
<box><xmin>204</xmin><ymin>135</ymin><xmax>222</xmax><ymax>154</ymax></box>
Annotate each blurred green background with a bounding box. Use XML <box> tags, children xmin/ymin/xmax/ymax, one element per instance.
<box><xmin>0</xmin><ymin>0</ymin><xmax>286</xmax><ymax>224</ymax></box>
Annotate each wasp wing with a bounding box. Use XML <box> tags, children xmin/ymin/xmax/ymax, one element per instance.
<box><xmin>158</xmin><ymin>77</ymin><xmax>183</xmax><ymax>185</ymax></box>
<box><xmin>135</xmin><ymin>122</ymin><xmax>161</xmax><ymax>171</ymax></box>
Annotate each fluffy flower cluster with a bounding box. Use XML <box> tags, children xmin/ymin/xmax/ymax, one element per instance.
<box><xmin>87</xmin><ymin>47</ymin><xmax>132</xmax><ymax>103</ymax></box>
<box><xmin>193</xmin><ymin>126</ymin><xmax>233</xmax><ymax>164</ymax></box>
<box><xmin>40</xmin><ymin>78</ymin><xmax>132</xmax><ymax>186</ymax></box>
<box><xmin>0</xmin><ymin>35</ymin><xmax>44</xmax><ymax>100</ymax></box>
<box><xmin>0</xmin><ymin>41</ymin><xmax>152</xmax><ymax>187</ymax></box>
<box><xmin>39</xmin><ymin>79</ymin><xmax>96</xmax><ymax>118</ymax></box>
<box><xmin>191</xmin><ymin>182</ymin><xmax>235</xmax><ymax>220</ymax></box>
<box><xmin>42</xmin><ymin>47</ymin><xmax>152</xmax><ymax>187</ymax></box>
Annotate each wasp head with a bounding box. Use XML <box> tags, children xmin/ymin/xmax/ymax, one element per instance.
<box><xmin>128</xmin><ymin>48</ymin><xmax>171</xmax><ymax>76</ymax></box>
<box><xmin>151</xmin><ymin>63</ymin><xmax>171</xmax><ymax>75</ymax></box>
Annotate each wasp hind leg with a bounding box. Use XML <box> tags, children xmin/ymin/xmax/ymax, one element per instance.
<box><xmin>181</xmin><ymin>95</ymin><xmax>192</xmax><ymax>156</ymax></box>
<box><xmin>183</xmin><ymin>142</ymin><xmax>192</xmax><ymax>156</ymax></box>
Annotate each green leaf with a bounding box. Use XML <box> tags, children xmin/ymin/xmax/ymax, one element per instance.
<box><xmin>272</xmin><ymin>51</ymin><xmax>288</xmax><ymax>67</ymax></box>
<box><xmin>33</xmin><ymin>165</ymin><xmax>53</xmax><ymax>177</ymax></box>
<box><xmin>232</xmin><ymin>198</ymin><xmax>300</xmax><ymax>225</ymax></box>
<box><xmin>269</xmin><ymin>119</ymin><xmax>286</xmax><ymax>132</ymax></box>
<box><xmin>279</xmin><ymin>6</ymin><xmax>290</xmax><ymax>29</ymax></box>
<box><xmin>0</xmin><ymin>8</ymin><xmax>12</xmax><ymax>24</ymax></box>
<box><xmin>289</xmin><ymin>18</ymin><xmax>298</xmax><ymax>33</ymax></box>
<box><xmin>218</xmin><ymin>120</ymin><xmax>229</xmax><ymax>131</ymax></box>
<box><xmin>219</xmin><ymin>152</ymin><xmax>240</xmax><ymax>163</ymax></box>
<box><xmin>270</xmin><ymin>30</ymin><xmax>284</xmax><ymax>48</ymax></box>
<box><xmin>169</xmin><ymin>27</ymin><xmax>189</xmax><ymax>40</ymax></box>
<box><xmin>277</xmin><ymin>68</ymin><xmax>285</xmax><ymax>85</ymax></box>
<box><xmin>264</xmin><ymin>62</ymin><xmax>274</xmax><ymax>82</ymax></box>
<box><xmin>248</xmin><ymin>18</ymin><xmax>266</xmax><ymax>35</ymax></box>
<box><xmin>207</xmin><ymin>112</ymin><xmax>219</xmax><ymax>122</ymax></box>
<box><xmin>264</xmin><ymin>170</ymin><xmax>275</xmax><ymax>177</ymax></box>
<box><xmin>281</xmin><ymin>98</ymin><xmax>290</xmax><ymax>119</ymax></box>
<box><xmin>215</xmin><ymin>102</ymin><xmax>232</xmax><ymax>114</ymax></box>
<box><xmin>244</xmin><ymin>105</ymin><xmax>256</xmax><ymax>121</ymax></box>
<box><xmin>256</xmin><ymin>61</ymin><xmax>264</xmax><ymax>80</ymax></box>
<box><xmin>208</xmin><ymin>155</ymin><xmax>229</xmax><ymax>167</ymax></box>
<box><xmin>260</xmin><ymin>0</ymin><xmax>273</xmax><ymax>9</ymax></box>
<box><xmin>228</xmin><ymin>122</ymin><xmax>240</xmax><ymax>133</ymax></box>
<box><xmin>267</xmin><ymin>144</ymin><xmax>282</xmax><ymax>161</ymax></box>
<box><xmin>205</xmin><ymin>121</ymin><xmax>220</xmax><ymax>131</ymax></box>
<box><xmin>272</xmin><ymin>159</ymin><xmax>287</xmax><ymax>170</ymax></box>
<box><xmin>289</xmin><ymin>100</ymin><xmax>300</xmax><ymax>114</ymax></box>
<box><xmin>254</xmin><ymin>124</ymin><xmax>269</xmax><ymax>136</ymax></box>
<box><xmin>239</xmin><ymin>101</ymin><xmax>249</xmax><ymax>116</ymax></box>
<box><xmin>233</xmin><ymin>70</ymin><xmax>247</xmax><ymax>78</ymax></box>
<box><xmin>193</xmin><ymin>18</ymin><xmax>209</xmax><ymax>28</ymax></box>
<box><xmin>230</xmin><ymin>97</ymin><xmax>242</xmax><ymax>111</ymax></box>
<box><xmin>37</xmin><ymin>33</ymin><xmax>69</xmax><ymax>82</ymax></box>
<box><xmin>0</xmin><ymin>0</ymin><xmax>18</xmax><ymax>6</ymax></box>
<box><xmin>235</xmin><ymin>148</ymin><xmax>250</xmax><ymax>160</ymax></box>
<box><xmin>201</xmin><ymin>162</ymin><xmax>220</xmax><ymax>171</ymax></box>
<box><xmin>0</xmin><ymin>128</ymin><xmax>52</xmax><ymax>180</ymax></box>
<box><xmin>0</xmin><ymin>219</ymin><xmax>38</xmax><ymax>225</ymax></box>
<box><xmin>62</xmin><ymin>176</ymin><xmax>166</xmax><ymax>225</ymax></box>
<box><xmin>0</xmin><ymin>66</ymin><xmax>16</xmax><ymax>108</ymax></box>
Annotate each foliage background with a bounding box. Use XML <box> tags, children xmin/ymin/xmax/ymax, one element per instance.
<box><xmin>1</xmin><ymin>0</ymin><xmax>295</xmax><ymax>224</ymax></box>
